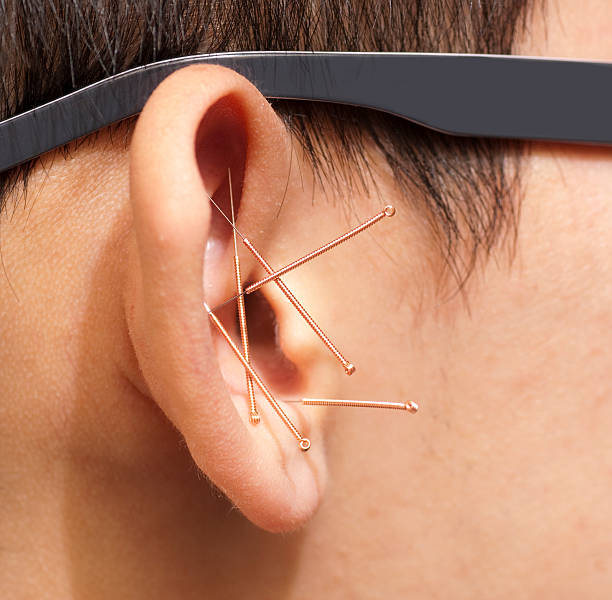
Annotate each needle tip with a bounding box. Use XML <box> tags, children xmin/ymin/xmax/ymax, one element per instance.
<box><xmin>299</xmin><ymin>438</ymin><xmax>311</xmax><ymax>451</ymax></box>
<box><xmin>228</xmin><ymin>169</ymin><xmax>240</xmax><ymax>253</ymax></box>
<box><xmin>344</xmin><ymin>363</ymin><xmax>356</xmax><ymax>375</ymax></box>
<box><xmin>405</xmin><ymin>401</ymin><xmax>419</xmax><ymax>413</ymax></box>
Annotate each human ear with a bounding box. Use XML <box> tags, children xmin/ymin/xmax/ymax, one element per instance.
<box><xmin>123</xmin><ymin>64</ymin><xmax>326</xmax><ymax>532</ymax></box>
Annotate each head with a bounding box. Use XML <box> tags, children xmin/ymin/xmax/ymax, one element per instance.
<box><xmin>1</xmin><ymin>1</ymin><xmax>612</xmax><ymax>597</ymax></box>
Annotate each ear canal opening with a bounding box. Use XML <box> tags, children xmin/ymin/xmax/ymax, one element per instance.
<box><xmin>242</xmin><ymin>288</ymin><xmax>301</xmax><ymax>393</ymax></box>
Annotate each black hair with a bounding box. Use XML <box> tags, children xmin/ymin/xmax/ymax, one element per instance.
<box><xmin>0</xmin><ymin>1</ymin><xmax>538</xmax><ymax>288</ymax></box>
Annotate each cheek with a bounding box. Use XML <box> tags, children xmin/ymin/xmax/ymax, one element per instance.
<box><xmin>0</xmin><ymin>146</ymin><xmax>186</xmax><ymax>470</ymax></box>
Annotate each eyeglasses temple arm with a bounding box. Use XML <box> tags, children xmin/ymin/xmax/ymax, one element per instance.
<box><xmin>1</xmin><ymin>51</ymin><xmax>612</xmax><ymax>174</ymax></box>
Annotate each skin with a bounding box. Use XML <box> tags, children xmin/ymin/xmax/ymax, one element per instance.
<box><xmin>1</xmin><ymin>1</ymin><xmax>611</xmax><ymax>598</ymax></box>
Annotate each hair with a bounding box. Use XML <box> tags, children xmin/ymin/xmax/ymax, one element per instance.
<box><xmin>0</xmin><ymin>1</ymin><xmax>538</xmax><ymax>289</ymax></box>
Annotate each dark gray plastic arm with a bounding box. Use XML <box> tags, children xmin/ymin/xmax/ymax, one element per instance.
<box><xmin>1</xmin><ymin>51</ymin><xmax>612</xmax><ymax>173</ymax></box>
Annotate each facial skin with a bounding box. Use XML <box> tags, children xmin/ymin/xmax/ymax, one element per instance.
<box><xmin>1</xmin><ymin>1</ymin><xmax>612</xmax><ymax>598</ymax></box>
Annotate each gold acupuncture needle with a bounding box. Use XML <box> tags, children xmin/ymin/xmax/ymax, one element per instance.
<box><xmin>211</xmin><ymin>205</ymin><xmax>396</xmax><ymax>308</ymax></box>
<box><xmin>287</xmin><ymin>398</ymin><xmax>419</xmax><ymax>413</ymax></box>
<box><xmin>207</xmin><ymin>194</ymin><xmax>356</xmax><ymax>375</ymax></box>
<box><xmin>203</xmin><ymin>301</ymin><xmax>311</xmax><ymax>451</ymax></box>
<box><xmin>244</xmin><ymin>205</ymin><xmax>396</xmax><ymax>295</ymax></box>
<box><xmin>228</xmin><ymin>169</ymin><xmax>260</xmax><ymax>425</ymax></box>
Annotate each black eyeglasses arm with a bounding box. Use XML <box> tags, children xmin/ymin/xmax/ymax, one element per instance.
<box><xmin>1</xmin><ymin>51</ymin><xmax>611</xmax><ymax>174</ymax></box>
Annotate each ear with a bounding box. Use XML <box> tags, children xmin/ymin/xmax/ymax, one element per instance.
<box><xmin>123</xmin><ymin>65</ymin><xmax>327</xmax><ymax>532</ymax></box>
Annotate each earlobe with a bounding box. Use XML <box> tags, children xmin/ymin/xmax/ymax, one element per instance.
<box><xmin>123</xmin><ymin>64</ymin><xmax>326</xmax><ymax>532</ymax></box>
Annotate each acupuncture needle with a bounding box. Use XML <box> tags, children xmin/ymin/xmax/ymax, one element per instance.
<box><xmin>203</xmin><ymin>301</ymin><xmax>311</xmax><ymax>451</ymax></box>
<box><xmin>207</xmin><ymin>193</ymin><xmax>356</xmax><ymax>375</ymax></box>
<box><xmin>287</xmin><ymin>398</ymin><xmax>419</xmax><ymax>413</ymax></box>
<box><xmin>211</xmin><ymin>205</ymin><xmax>396</xmax><ymax>308</ymax></box>
<box><xmin>228</xmin><ymin>169</ymin><xmax>260</xmax><ymax>425</ymax></box>
<box><xmin>245</xmin><ymin>205</ymin><xmax>395</xmax><ymax>294</ymax></box>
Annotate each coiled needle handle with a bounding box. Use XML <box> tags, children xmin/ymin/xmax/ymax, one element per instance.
<box><xmin>203</xmin><ymin>301</ymin><xmax>311</xmax><ymax>451</ymax></box>
<box><xmin>295</xmin><ymin>398</ymin><xmax>419</xmax><ymax>413</ymax></box>
<box><xmin>245</xmin><ymin>205</ymin><xmax>396</xmax><ymax>295</ymax></box>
